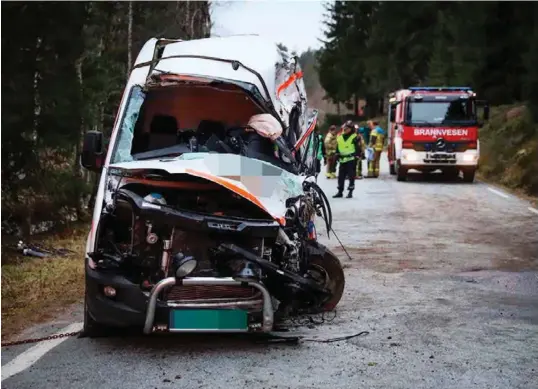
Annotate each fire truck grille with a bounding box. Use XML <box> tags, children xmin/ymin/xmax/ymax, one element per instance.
<box><xmin>413</xmin><ymin>142</ymin><xmax>471</xmax><ymax>153</ymax></box>
<box><xmin>165</xmin><ymin>285</ymin><xmax>260</xmax><ymax>301</ymax></box>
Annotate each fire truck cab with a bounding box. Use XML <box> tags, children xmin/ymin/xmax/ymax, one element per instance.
<box><xmin>387</xmin><ymin>86</ymin><xmax>489</xmax><ymax>182</ymax></box>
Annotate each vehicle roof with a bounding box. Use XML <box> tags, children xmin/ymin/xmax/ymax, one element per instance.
<box><xmin>134</xmin><ymin>35</ymin><xmax>285</xmax><ymax>103</ymax></box>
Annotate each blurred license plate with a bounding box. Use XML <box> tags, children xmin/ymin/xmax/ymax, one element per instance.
<box><xmin>169</xmin><ymin>309</ymin><xmax>248</xmax><ymax>331</ymax></box>
<box><xmin>427</xmin><ymin>153</ymin><xmax>455</xmax><ymax>160</ymax></box>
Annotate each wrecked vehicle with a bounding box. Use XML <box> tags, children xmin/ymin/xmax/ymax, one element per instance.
<box><xmin>80</xmin><ymin>36</ymin><xmax>345</xmax><ymax>336</ymax></box>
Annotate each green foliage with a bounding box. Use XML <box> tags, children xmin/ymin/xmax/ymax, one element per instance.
<box><xmin>311</xmin><ymin>1</ymin><xmax>538</xmax><ymax>195</ymax></box>
<box><xmin>316</xmin><ymin>1</ymin><xmax>538</xmax><ymax>108</ymax></box>
<box><xmin>2</xmin><ymin>1</ymin><xmax>212</xmax><ymax>235</ymax></box>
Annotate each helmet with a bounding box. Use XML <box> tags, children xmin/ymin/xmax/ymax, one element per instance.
<box><xmin>344</xmin><ymin>120</ymin><xmax>354</xmax><ymax>129</ymax></box>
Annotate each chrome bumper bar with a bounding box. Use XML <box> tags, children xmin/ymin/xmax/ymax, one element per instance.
<box><xmin>143</xmin><ymin>277</ymin><xmax>274</xmax><ymax>334</ymax></box>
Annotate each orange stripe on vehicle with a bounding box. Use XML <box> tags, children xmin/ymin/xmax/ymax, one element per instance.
<box><xmin>276</xmin><ymin>71</ymin><xmax>304</xmax><ymax>97</ymax></box>
<box><xmin>294</xmin><ymin>115</ymin><xmax>317</xmax><ymax>149</ymax></box>
<box><xmin>185</xmin><ymin>169</ymin><xmax>286</xmax><ymax>226</ymax></box>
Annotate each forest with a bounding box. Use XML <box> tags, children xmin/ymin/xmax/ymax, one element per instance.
<box><xmin>311</xmin><ymin>1</ymin><xmax>538</xmax><ymax>196</ymax></box>
<box><xmin>1</xmin><ymin>1</ymin><xmax>212</xmax><ymax>236</ymax></box>
<box><xmin>2</xmin><ymin>1</ymin><xmax>538</xmax><ymax>238</ymax></box>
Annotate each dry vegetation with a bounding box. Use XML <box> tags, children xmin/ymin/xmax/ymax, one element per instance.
<box><xmin>1</xmin><ymin>223</ymin><xmax>88</xmax><ymax>340</ymax></box>
<box><xmin>478</xmin><ymin>104</ymin><xmax>538</xmax><ymax>198</ymax></box>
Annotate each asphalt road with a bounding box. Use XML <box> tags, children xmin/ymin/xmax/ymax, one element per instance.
<box><xmin>3</xmin><ymin>154</ymin><xmax>538</xmax><ymax>389</ymax></box>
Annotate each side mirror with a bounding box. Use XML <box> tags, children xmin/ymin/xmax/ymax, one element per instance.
<box><xmin>483</xmin><ymin>105</ymin><xmax>490</xmax><ymax>121</ymax></box>
<box><xmin>389</xmin><ymin>104</ymin><xmax>397</xmax><ymax>123</ymax></box>
<box><xmin>81</xmin><ymin>131</ymin><xmax>105</xmax><ymax>172</ymax></box>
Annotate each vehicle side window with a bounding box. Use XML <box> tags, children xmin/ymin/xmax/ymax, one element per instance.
<box><xmin>111</xmin><ymin>86</ymin><xmax>146</xmax><ymax>163</ymax></box>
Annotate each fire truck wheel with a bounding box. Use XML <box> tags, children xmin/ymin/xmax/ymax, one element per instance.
<box><xmin>396</xmin><ymin>163</ymin><xmax>407</xmax><ymax>181</ymax></box>
<box><xmin>442</xmin><ymin>168</ymin><xmax>459</xmax><ymax>180</ymax></box>
<box><xmin>462</xmin><ymin>168</ymin><xmax>476</xmax><ymax>183</ymax></box>
<box><xmin>389</xmin><ymin>163</ymin><xmax>396</xmax><ymax>175</ymax></box>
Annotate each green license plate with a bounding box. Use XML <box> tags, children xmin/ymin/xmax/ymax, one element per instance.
<box><xmin>169</xmin><ymin>309</ymin><xmax>248</xmax><ymax>331</ymax></box>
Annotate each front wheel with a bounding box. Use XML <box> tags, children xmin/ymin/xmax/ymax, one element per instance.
<box><xmin>307</xmin><ymin>248</ymin><xmax>345</xmax><ymax>311</ymax></box>
<box><xmin>462</xmin><ymin>168</ymin><xmax>476</xmax><ymax>183</ymax></box>
<box><xmin>396</xmin><ymin>160</ymin><xmax>407</xmax><ymax>181</ymax></box>
<box><xmin>389</xmin><ymin>162</ymin><xmax>396</xmax><ymax>175</ymax></box>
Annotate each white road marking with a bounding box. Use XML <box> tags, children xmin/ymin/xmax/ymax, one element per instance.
<box><xmin>528</xmin><ymin>207</ymin><xmax>538</xmax><ymax>215</ymax></box>
<box><xmin>1</xmin><ymin>322</ymin><xmax>83</xmax><ymax>381</ymax></box>
<box><xmin>487</xmin><ymin>187</ymin><xmax>510</xmax><ymax>199</ymax></box>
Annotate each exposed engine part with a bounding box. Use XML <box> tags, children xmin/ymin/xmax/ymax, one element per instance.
<box><xmin>161</xmin><ymin>235</ymin><xmax>173</xmax><ymax>275</ymax></box>
<box><xmin>91</xmin><ymin>171</ymin><xmax>344</xmax><ymax>318</ymax></box>
<box><xmin>219</xmin><ymin>243</ymin><xmax>329</xmax><ymax>297</ymax></box>
<box><xmin>276</xmin><ymin>228</ymin><xmax>300</xmax><ymax>272</ymax></box>
<box><xmin>276</xmin><ymin>228</ymin><xmax>293</xmax><ymax>246</ymax></box>
<box><xmin>145</xmin><ymin>223</ymin><xmax>159</xmax><ymax>245</ymax></box>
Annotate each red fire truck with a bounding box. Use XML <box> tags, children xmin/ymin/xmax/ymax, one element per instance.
<box><xmin>386</xmin><ymin>86</ymin><xmax>489</xmax><ymax>182</ymax></box>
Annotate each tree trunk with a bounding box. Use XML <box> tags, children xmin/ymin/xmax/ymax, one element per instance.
<box><xmin>185</xmin><ymin>0</ymin><xmax>191</xmax><ymax>39</ymax></box>
<box><xmin>33</xmin><ymin>36</ymin><xmax>42</xmax><ymax>143</ymax></box>
<box><xmin>127</xmin><ymin>1</ymin><xmax>133</xmax><ymax>77</ymax></box>
<box><xmin>74</xmin><ymin>57</ymin><xmax>85</xmax><ymax>220</ymax></box>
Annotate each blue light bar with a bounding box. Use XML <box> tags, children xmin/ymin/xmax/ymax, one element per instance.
<box><xmin>408</xmin><ymin>86</ymin><xmax>472</xmax><ymax>91</ymax></box>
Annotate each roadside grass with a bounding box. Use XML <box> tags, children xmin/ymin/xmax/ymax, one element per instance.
<box><xmin>1</xmin><ymin>222</ymin><xmax>88</xmax><ymax>340</ymax></box>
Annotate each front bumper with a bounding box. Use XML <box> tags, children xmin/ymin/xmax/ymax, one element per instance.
<box><xmin>85</xmin><ymin>262</ymin><xmax>274</xmax><ymax>334</ymax></box>
<box><xmin>400</xmin><ymin>149</ymin><xmax>478</xmax><ymax>168</ymax></box>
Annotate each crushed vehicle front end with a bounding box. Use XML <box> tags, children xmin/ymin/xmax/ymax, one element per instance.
<box><xmin>85</xmin><ymin>156</ymin><xmax>340</xmax><ymax>335</ymax></box>
<box><xmin>85</xmin><ymin>165</ymin><xmax>280</xmax><ymax>334</ymax></box>
<box><xmin>82</xmin><ymin>36</ymin><xmax>344</xmax><ymax>336</ymax></box>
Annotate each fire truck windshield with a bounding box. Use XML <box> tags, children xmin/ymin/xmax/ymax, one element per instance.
<box><xmin>407</xmin><ymin>98</ymin><xmax>477</xmax><ymax>126</ymax></box>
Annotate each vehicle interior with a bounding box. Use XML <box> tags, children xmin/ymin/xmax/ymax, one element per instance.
<box><xmin>128</xmin><ymin>80</ymin><xmax>297</xmax><ymax>171</ymax></box>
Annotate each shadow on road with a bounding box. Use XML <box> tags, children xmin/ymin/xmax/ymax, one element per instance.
<box><xmin>403</xmin><ymin>170</ymin><xmax>469</xmax><ymax>184</ymax></box>
<box><xmin>81</xmin><ymin>324</ymin><xmax>324</xmax><ymax>352</ymax></box>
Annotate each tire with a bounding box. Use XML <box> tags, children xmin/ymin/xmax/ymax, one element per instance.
<box><xmin>389</xmin><ymin>163</ymin><xmax>396</xmax><ymax>175</ymax></box>
<box><xmin>308</xmin><ymin>249</ymin><xmax>345</xmax><ymax>312</ymax></box>
<box><xmin>396</xmin><ymin>160</ymin><xmax>407</xmax><ymax>181</ymax></box>
<box><xmin>462</xmin><ymin>168</ymin><xmax>476</xmax><ymax>183</ymax></box>
<box><xmin>442</xmin><ymin>168</ymin><xmax>459</xmax><ymax>181</ymax></box>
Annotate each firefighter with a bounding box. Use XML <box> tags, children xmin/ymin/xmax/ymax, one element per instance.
<box><xmin>367</xmin><ymin>120</ymin><xmax>386</xmax><ymax>178</ymax></box>
<box><xmin>333</xmin><ymin>120</ymin><xmax>361</xmax><ymax>198</ymax></box>
<box><xmin>356</xmin><ymin>123</ymin><xmax>371</xmax><ymax>179</ymax></box>
<box><xmin>324</xmin><ymin>125</ymin><xmax>338</xmax><ymax>178</ymax></box>
<box><xmin>353</xmin><ymin>124</ymin><xmax>365</xmax><ymax>179</ymax></box>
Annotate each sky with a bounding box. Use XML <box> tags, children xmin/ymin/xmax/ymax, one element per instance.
<box><xmin>210</xmin><ymin>0</ymin><xmax>331</xmax><ymax>54</ymax></box>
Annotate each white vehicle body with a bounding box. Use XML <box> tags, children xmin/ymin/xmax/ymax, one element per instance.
<box><xmin>86</xmin><ymin>35</ymin><xmax>319</xmax><ymax>262</ymax></box>
<box><xmin>79</xmin><ymin>36</ymin><xmax>346</xmax><ymax>337</ymax></box>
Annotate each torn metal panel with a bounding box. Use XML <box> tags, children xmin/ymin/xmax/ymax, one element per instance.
<box><xmin>109</xmin><ymin>153</ymin><xmax>305</xmax><ymax>220</ymax></box>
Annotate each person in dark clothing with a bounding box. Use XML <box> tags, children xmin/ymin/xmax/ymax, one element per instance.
<box><xmin>333</xmin><ymin>120</ymin><xmax>362</xmax><ymax>198</ymax></box>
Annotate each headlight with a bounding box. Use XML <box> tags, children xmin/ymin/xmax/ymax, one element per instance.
<box><xmin>173</xmin><ymin>253</ymin><xmax>197</xmax><ymax>278</ymax></box>
<box><xmin>463</xmin><ymin>154</ymin><xmax>478</xmax><ymax>162</ymax></box>
<box><xmin>402</xmin><ymin>150</ymin><xmax>418</xmax><ymax>161</ymax></box>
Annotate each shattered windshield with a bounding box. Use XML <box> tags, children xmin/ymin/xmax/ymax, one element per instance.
<box><xmin>110</xmin><ymin>85</ymin><xmax>146</xmax><ymax>163</ymax></box>
<box><xmin>108</xmin><ymin>82</ymin><xmax>295</xmax><ymax>172</ymax></box>
<box><xmin>407</xmin><ymin>99</ymin><xmax>477</xmax><ymax>125</ymax></box>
